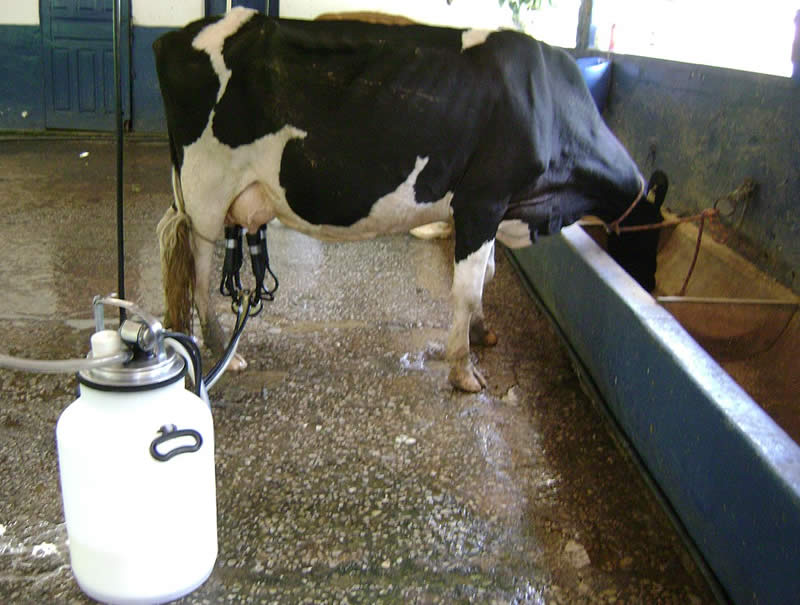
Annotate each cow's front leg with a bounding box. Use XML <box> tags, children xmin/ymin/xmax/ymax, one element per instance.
<box><xmin>194</xmin><ymin>235</ymin><xmax>248</xmax><ymax>371</ymax></box>
<box><xmin>469</xmin><ymin>241</ymin><xmax>498</xmax><ymax>347</ymax></box>
<box><xmin>446</xmin><ymin>239</ymin><xmax>495</xmax><ymax>392</ymax></box>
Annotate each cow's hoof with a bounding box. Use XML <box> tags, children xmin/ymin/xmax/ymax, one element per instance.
<box><xmin>226</xmin><ymin>353</ymin><xmax>248</xmax><ymax>372</ymax></box>
<box><xmin>470</xmin><ymin>325</ymin><xmax>498</xmax><ymax>347</ymax></box>
<box><xmin>449</xmin><ymin>362</ymin><xmax>486</xmax><ymax>392</ymax></box>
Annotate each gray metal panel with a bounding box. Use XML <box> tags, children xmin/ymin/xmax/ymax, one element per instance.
<box><xmin>603</xmin><ymin>55</ymin><xmax>799</xmax><ymax>296</ymax></box>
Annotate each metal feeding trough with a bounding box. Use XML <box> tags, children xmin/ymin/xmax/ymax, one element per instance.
<box><xmin>653</xmin><ymin>219</ymin><xmax>799</xmax><ymax>445</ymax></box>
<box><xmin>507</xmin><ymin>220</ymin><xmax>800</xmax><ymax>605</ymax></box>
<box><xmin>657</xmin><ymin>297</ymin><xmax>796</xmax><ymax>362</ymax></box>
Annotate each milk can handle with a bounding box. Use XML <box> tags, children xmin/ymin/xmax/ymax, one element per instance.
<box><xmin>150</xmin><ymin>424</ymin><xmax>203</xmax><ymax>462</ymax></box>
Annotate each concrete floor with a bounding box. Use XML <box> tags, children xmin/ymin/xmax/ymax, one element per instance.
<box><xmin>0</xmin><ymin>138</ymin><xmax>718</xmax><ymax>603</ymax></box>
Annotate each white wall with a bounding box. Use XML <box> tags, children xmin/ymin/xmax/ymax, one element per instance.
<box><xmin>132</xmin><ymin>0</ymin><xmax>205</xmax><ymax>27</ymax></box>
<box><xmin>280</xmin><ymin>0</ymin><xmax>515</xmax><ymax>29</ymax></box>
<box><xmin>592</xmin><ymin>0</ymin><xmax>796</xmax><ymax>77</ymax></box>
<box><xmin>0</xmin><ymin>3</ymin><xmax>39</xmax><ymax>25</ymax></box>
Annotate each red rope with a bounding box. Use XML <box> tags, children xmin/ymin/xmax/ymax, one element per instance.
<box><xmin>679</xmin><ymin>213</ymin><xmax>707</xmax><ymax>296</ymax></box>
<box><xmin>593</xmin><ymin>207</ymin><xmax>721</xmax><ymax>296</ymax></box>
<box><xmin>613</xmin><ymin>208</ymin><xmax>719</xmax><ymax>233</ymax></box>
<box><xmin>604</xmin><ymin>175</ymin><xmax>646</xmax><ymax>235</ymax></box>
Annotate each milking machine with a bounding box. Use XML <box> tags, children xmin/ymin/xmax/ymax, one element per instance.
<box><xmin>0</xmin><ymin>280</ymin><xmax>268</xmax><ymax>604</ymax></box>
<box><xmin>0</xmin><ymin>267</ymin><xmax>272</xmax><ymax>605</ymax></box>
<box><xmin>56</xmin><ymin>296</ymin><xmax>217</xmax><ymax>604</ymax></box>
<box><xmin>220</xmin><ymin>223</ymin><xmax>279</xmax><ymax>315</ymax></box>
<box><xmin>0</xmin><ymin>192</ymin><xmax>274</xmax><ymax>603</ymax></box>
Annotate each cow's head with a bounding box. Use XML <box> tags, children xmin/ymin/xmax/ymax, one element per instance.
<box><xmin>546</xmin><ymin>101</ymin><xmax>667</xmax><ymax>292</ymax></box>
<box><xmin>606</xmin><ymin>170</ymin><xmax>668</xmax><ymax>292</ymax></box>
<box><xmin>545</xmin><ymin>55</ymin><xmax>667</xmax><ymax>292</ymax></box>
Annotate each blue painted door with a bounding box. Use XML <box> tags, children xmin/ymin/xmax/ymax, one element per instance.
<box><xmin>41</xmin><ymin>0</ymin><xmax>130</xmax><ymax>131</ymax></box>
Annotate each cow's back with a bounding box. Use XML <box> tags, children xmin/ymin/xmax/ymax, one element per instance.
<box><xmin>152</xmin><ymin>11</ymin><xmax>638</xmax><ymax>233</ymax></box>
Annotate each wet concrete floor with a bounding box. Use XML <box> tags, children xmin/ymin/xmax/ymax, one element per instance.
<box><xmin>0</xmin><ymin>137</ymin><xmax>718</xmax><ymax>603</ymax></box>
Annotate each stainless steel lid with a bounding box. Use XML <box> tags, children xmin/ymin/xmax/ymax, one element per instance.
<box><xmin>78</xmin><ymin>349</ymin><xmax>186</xmax><ymax>390</ymax></box>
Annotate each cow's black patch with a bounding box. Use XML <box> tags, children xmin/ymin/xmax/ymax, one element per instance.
<box><xmin>153</xmin><ymin>16</ymin><xmax>222</xmax><ymax>170</ymax></box>
<box><xmin>212</xmin><ymin>16</ymin><xmax>282</xmax><ymax>147</ymax></box>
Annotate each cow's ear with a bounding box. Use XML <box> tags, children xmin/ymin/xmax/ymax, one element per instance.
<box><xmin>646</xmin><ymin>170</ymin><xmax>669</xmax><ymax>209</ymax></box>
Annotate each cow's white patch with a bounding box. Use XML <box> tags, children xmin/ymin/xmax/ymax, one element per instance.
<box><xmin>496</xmin><ymin>219</ymin><xmax>532</xmax><ymax>248</ymax></box>
<box><xmin>409</xmin><ymin>221</ymin><xmax>452</xmax><ymax>240</ymax></box>
<box><xmin>461</xmin><ymin>29</ymin><xmax>492</xmax><ymax>51</ymax></box>
<box><xmin>451</xmin><ymin>240</ymin><xmax>495</xmax><ymax>307</ymax></box>
<box><xmin>346</xmin><ymin>156</ymin><xmax>453</xmax><ymax>238</ymax></box>
<box><xmin>447</xmin><ymin>239</ymin><xmax>495</xmax><ymax>361</ymax></box>
<box><xmin>193</xmin><ymin>7</ymin><xmax>257</xmax><ymax>101</ymax></box>
<box><xmin>181</xmin><ymin>123</ymin><xmax>307</xmax><ymax>241</ymax></box>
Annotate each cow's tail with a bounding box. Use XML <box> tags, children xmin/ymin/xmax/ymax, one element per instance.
<box><xmin>157</xmin><ymin>164</ymin><xmax>195</xmax><ymax>334</ymax></box>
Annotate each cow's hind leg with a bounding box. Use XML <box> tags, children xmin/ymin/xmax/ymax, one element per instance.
<box><xmin>446</xmin><ymin>239</ymin><xmax>495</xmax><ymax>392</ymax></box>
<box><xmin>192</xmin><ymin>235</ymin><xmax>249</xmax><ymax>370</ymax></box>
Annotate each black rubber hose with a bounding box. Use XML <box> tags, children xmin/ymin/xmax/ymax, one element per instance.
<box><xmin>163</xmin><ymin>331</ymin><xmax>203</xmax><ymax>398</ymax></box>
<box><xmin>202</xmin><ymin>294</ymin><xmax>251</xmax><ymax>388</ymax></box>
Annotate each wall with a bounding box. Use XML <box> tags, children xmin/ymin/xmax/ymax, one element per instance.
<box><xmin>133</xmin><ymin>1</ymin><xmax>204</xmax><ymax>27</ymax></box>
<box><xmin>602</xmin><ymin>54</ymin><xmax>799</xmax><ymax>294</ymax></box>
<box><xmin>0</xmin><ymin>1</ymin><xmax>244</xmax><ymax>133</ymax></box>
<box><xmin>279</xmin><ymin>0</ymin><xmax>513</xmax><ymax>28</ymax></box>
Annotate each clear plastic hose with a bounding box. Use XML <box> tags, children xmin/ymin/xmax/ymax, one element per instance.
<box><xmin>0</xmin><ymin>350</ymin><xmax>133</xmax><ymax>374</ymax></box>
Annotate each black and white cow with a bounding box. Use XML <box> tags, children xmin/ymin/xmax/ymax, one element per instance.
<box><xmin>154</xmin><ymin>8</ymin><xmax>664</xmax><ymax>392</ymax></box>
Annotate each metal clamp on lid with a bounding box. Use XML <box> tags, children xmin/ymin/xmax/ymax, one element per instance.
<box><xmin>93</xmin><ymin>295</ymin><xmax>168</xmax><ymax>359</ymax></box>
<box><xmin>78</xmin><ymin>295</ymin><xmax>186</xmax><ymax>391</ymax></box>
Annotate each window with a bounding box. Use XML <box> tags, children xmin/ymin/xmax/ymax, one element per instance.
<box><xmin>279</xmin><ymin>0</ymin><xmax>798</xmax><ymax>77</ymax></box>
<box><xmin>591</xmin><ymin>0</ymin><xmax>798</xmax><ymax>77</ymax></box>
<box><xmin>519</xmin><ymin>0</ymin><xmax>582</xmax><ymax>48</ymax></box>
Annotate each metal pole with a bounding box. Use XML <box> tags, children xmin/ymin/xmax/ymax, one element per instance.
<box><xmin>576</xmin><ymin>0</ymin><xmax>593</xmax><ymax>51</ymax></box>
<box><xmin>113</xmin><ymin>0</ymin><xmax>126</xmax><ymax>323</ymax></box>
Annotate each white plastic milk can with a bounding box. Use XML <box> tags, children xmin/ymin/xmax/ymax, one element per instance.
<box><xmin>56</xmin><ymin>309</ymin><xmax>217</xmax><ymax>604</ymax></box>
